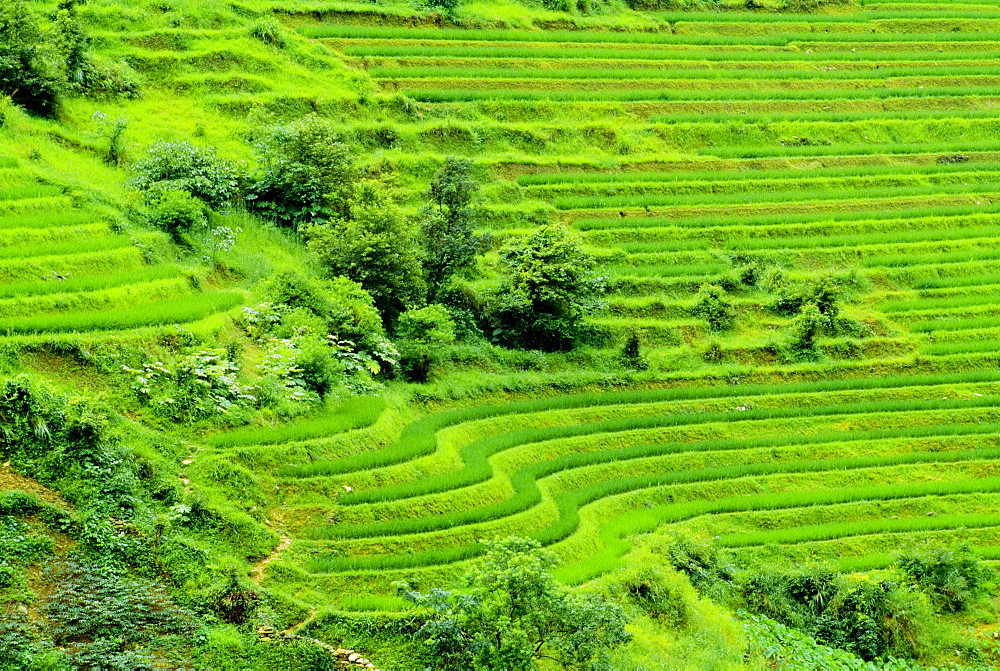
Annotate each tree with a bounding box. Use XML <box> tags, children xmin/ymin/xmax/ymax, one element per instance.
<box><xmin>0</xmin><ymin>1</ymin><xmax>62</xmax><ymax>117</ymax></box>
<box><xmin>247</xmin><ymin>114</ymin><xmax>356</xmax><ymax>228</ymax></box>
<box><xmin>396</xmin><ymin>304</ymin><xmax>456</xmax><ymax>382</ymax></box>
<box><xmin>488</xmin><ymin>224</ymin><xmax>604</xmax><ymax>351</ymax></box>
<box><xmin>400</xmin><ymin>538</ymin><xmax>631</xmax><ymax>670</ymax></box>
<box><xmin>304</xmin><ymin>204</ymin><xmax>425</xmax><ymax>324</ymax></box>
<box><xmin>129</xmin><ymin>141</ymin><xmax>244</xmax><ymax>209</ymax></box>
<box><xmin>421</xmin><ymin>157</ymin><xmax>489</xmax><ymax>302</ymax></box>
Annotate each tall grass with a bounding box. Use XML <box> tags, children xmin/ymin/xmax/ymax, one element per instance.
<box><xmin>0</xmin><ymin>211</ymin><xmax>99</xmax><ymax>230</ymax></box>
<box><xmin>519</xmin><ymin>162</ymin><xmax>1000</xmax><ymax>187</ymax></box>
<box><xmin>307</xmin><ymin>423</ymin><xmax>1000</xmax><ymax>540</ymax></box>
<box><xmin>702</xmin><ymin>138</ymin><xmax>1000</xmax><ymax>159</ymax></box>
<box><xmin>331</xmin><ymin>395</ymin><xmax>1000</xmax><ymax>506</ymax></box>
<box><xmin>552</xmin><ymin>182</ymin><xmax>1000</xmax><ymax>211</ymax></box>
<box><xmin>556</xmin><ymin>474</ymin><xmax>1000</xmax><ymax>584</ymax></box>
<box><xmin>882</xmin><ymin>291</ymin><xmax>1000</xmax><ymax>312</ymax></box>
<box><xmin>575</xmin><ymin>204</ymin><xmax>1000</xmax><ymax>231</ymax></box>
<box><xmin>720</xmin><ymin>512</ymin><xmax>1000</xmax><ymax>548</ymax></box>
<box><xmin>0</xmin><ymin>291</ymin><xmax>243</xmax><ymax>334</ymax></box>
<box><xmin>281</xmin><ymin>370</ymin><xmax>1000</xmax><ymax>480</ymax></box>
<box><xmin>0</xmin><ymin>236</ymin><xmax>133</xmax><ymax>260</ymax></box>
<box><xmin>205</xmin><ymin>396</ymin><xmax>387</xmax><ymax>448</ymax></box>
<box><xmin>405</xmin><ymin>85</ymin><xmax>1000</xmax><ymax>103</ymax></box>
<box><xmin>923</xmin><ymin>340</ymin><xmax>1000</xmax><ymax>356</ymax></box>
<box><xmin>303</xmin><ymin>25</ymin><xmax>1000</xmax><ymax>46</ymax></box>
<box><xmin>0</xmin><ymin>265</ymin><xmax>182</xmax><ymax>300</ymax></box>
<box><xmin>0</xmin><ymin>185</ymin><xmax>64</xmax><ymax>201</ymax></box>
<box><xmin>915</xmin><ymin>272</ymin><xmax>1000</xmax><ymax>289</ymax></box>
<box><xmin>343</xmin><ymin>45</ymin><xmax>1000</xmax><ymax>63</ymax></box>
<box><xmin>912</xmin><ymin>315</ymin><xmax>1000</xmax><ymax>333</ymax></box>
<box><xmin>372</xmin><ymin>65</ymin><xmax>1000</xmax><ymax>82</ymax></box>
<box><xmin>306</xmin><ymin>448</ymin><xmax>1000</xmax><ymax>574</ymax></box>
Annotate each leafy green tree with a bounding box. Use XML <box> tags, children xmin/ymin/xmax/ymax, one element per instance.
<box><xmin>0</xmin><ymin>1</ymin><xmax>62</xmax><ymax>117</ymax></box>
<box><xmin>421</xmin><ymin>157</ymin><xmax>489</xmax><ymax>302</ymax></box>
<box><xmin>488</xmin><ymin>224</ymin><xmax>604</xmax><ymax>351</ymax></box>
<box><xmin>401</xmin><ymin>538</ymin><xmax>630</xmax><ymax>670</ymax></box>
<box><xmin>247</xmin><ymin>114</ymin><xmax>356</xmax><ymax>228</ymax></box>
<box><xmin>396</xmin><ymin>304</ymin><xmax>456</xmax><ymax>382</ymax></box>
<box><xmin>304</xmin><ymin>204</ymin><xmax>425</xmax><ymax>324</ymax></box>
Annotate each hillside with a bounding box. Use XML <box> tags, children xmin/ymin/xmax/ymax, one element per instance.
<box><xmin>2</xmin><ymin>0</ymin><xmax>1000</xmax><ymax>668</ymax></box>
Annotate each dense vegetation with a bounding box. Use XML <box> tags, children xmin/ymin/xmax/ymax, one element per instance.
<box><xmin>2</xmin><ymin>0</ymin><xmax>1000</xmax><ymax>667</ymax></box>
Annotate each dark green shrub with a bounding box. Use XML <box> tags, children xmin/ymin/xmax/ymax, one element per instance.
<box><xmin>130</xmin><ymin>141</ymin><xmax>245</xmax><ymax>209</ymax></box>
<box><xmin>0</xmin><ymin>1</ymin><xmax>62</xmax><ymax>117</ymax></box>
<box><xmin>690</xmin><ymin>283</ymin><xmax>736</xmax><ymax>331</ymax></box>
<box><xmin>896</xmin><ymin>546</ymin><xmax>993</xmax><ymax>613</ymax></box>
<box><xmin>247</xmin><ymin>114</ymin><xmax>356</xmax><ymax>229</ymax></box>
<box><xmin>488</xmin><ymin>224</ymin><xmax>604</xmax><ymax>351</ymax></box>
<box><xmin>144</xmin><ymin>187</ymin><xmax>208</xmax><ymax>239</ymax></box>
<box><xmin>619</xmin><ymin>331</ymin><xmax>648</xmax><ymax>371</ymax></box>
<box><xmin>396</xmin><ymin>304</ymin><xmax>456</xmax><ymax>383</ymax></box>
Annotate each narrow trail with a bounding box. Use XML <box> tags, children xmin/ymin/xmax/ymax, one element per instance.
<box><xmin>251</xmin><ymin>534</ymin><xmax>293</xmax><ymax>584</ymax></box>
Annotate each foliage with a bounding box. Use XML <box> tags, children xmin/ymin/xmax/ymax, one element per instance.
<box><xmin>895</xmin><ymin>545</ymin><xmax>993</xmax><ymax>613</ymax></box>
<box><xmin>738</xmin><ymin>567</ymin><xmax>940</xmax><ymax>662</ymax></box>
<box><xmin>143</xmin><ymin>186</ymin><xmax>208</xmax><ymax>238</ymax></box>
<box><xmin>123</xmin><ymin>349</ymin><xmax>256</xmax><ymax>424</ymax></box>
<box><xmin>305</xmin><ymin>205</ymin><xmax>425</xmax><ymax>324</ymax></box>
<box><xmin>655</xmin><ymin>532</ymin><xmax>735</xmax><ymax>600</ymax></box>
<box><xmin>130</xmin><ymin>141</ymin><xmax>245</xmax><ymax>209</ymax></box>
<box><xmin>690</xmin><ymin>283</ymin><xmax>736</xmax><ymax>332</ymax></box>
<box><xmin>213</xmin><ymin>572</ymin><xmax>261</xmax><ymax>625</ymax></box>
<box><xmin>619</xmin><ymin>330</ymin><xmax>647</xmax><ymax>371</ymax></box>
<box><xmin>0</xmin><ymin>0</ymin><xmax>62</xmax><ymax>116</ymax></box>
<box><xmin>400</xmin><ymin>537</ymin><xmax>630</xmax><ymax>670</ymax></box>
<box><xmin>421</xmin><ymin>157</ymin><xmax>490</xmax><ymax>302</ymax></box>
<box><xmin>247</xmin><ymin>114</ymin><xmax>356</xmax><ymax>228</ymax></box>
<box><xmin>395</xmin><ymin>304</ymin><xmax>456</xmax><ymax>382</ymax></box>
<box><xmin>488</xmin><ymin>224</ymin><xmax>604</xmax><ymax>351</ymax></box>
<box><xmin>45</xmin><ymin>559</ymin><xmax>195</xmax><ymax>646</ymax></box>
<box><xmin>742</xmin><ymin>612</ymin><xmax>915</xmax><ymax>670</ymax></box>
<box><xmin>92</xmin><ymin>110</ymin><xmax>129</xmax><ymax>166</ymax></box>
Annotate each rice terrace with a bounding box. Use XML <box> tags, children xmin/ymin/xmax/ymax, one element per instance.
<box><xmin>3</xmin><ymin>0</ymin><xmax>1000</xmax><ymax>667</ymax></box>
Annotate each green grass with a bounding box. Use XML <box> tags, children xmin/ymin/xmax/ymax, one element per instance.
<box><xmin>0</xmin><ymin>291</ymin><xmax>244</xmax><ymax>334</ymax></box>
<box><xmin>0</xmin><ymin>236</ymin><xmax>134</xmax><ymax>260</ymax></box>
<box><xmin>281</xmin><ymin>370</ymin><xmax>1000</xmax><ymax>480</ymax></box>
<box><xmin>0</xmin><ymin>265</ymin><xmax>183</xmax><ymax>299</ymax></box>
<box><xmin>205</xmin><ymin>396</ymin><xmax>387</xmax><ymax>447</ymax></box>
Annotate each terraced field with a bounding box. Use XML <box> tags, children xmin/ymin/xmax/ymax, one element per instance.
<box><xmin>0</xmin><ymin>158</ymin><xmax>243</xmax><ymax>341</ymax></box>
<box><xmin>240</xmin><ymin>3</ymin><xmax>1000</xmax><ymax>607</ymax></box>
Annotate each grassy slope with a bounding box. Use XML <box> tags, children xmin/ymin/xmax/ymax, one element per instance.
<box><xmin>2</xmin><ymin>0</ymin><xmax>1000</xmax><ymax>667</ymax></box>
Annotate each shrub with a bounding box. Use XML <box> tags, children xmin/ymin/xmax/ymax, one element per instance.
<box><xmin>304</xmin><ymin>205</ymin><xmax>425</xmax><ymax>324</ymax></box>
<box><xmin>690</xmin><ymin>283</ymin><xmax>736</xmax><ymax>331</ymax></box>
<box><xmin>488</xmin><ymin>224</ymin><xmax>604</xmax><ymax>351</ymax></box>
<box><xmin>247</xmin><ymin>114</ymin><xmax>356</xmax><ymax>228</ymax></box>
<box><xmin>421</xmin><ymin>157</ymin><xmax>490</xmax><ymax>302</ymax></box>
<box><xmin>400</xmin><ymin>538</ymin><xmax>630</xmax><ymax>670</ymax></box>
<box><xmin>619</xmin><ymin>330</ymin><xmax>648</xmax><ymax>371</ymax></box>
<box><xmin>396</xmin><ymin>304</ymin><xmax>456</xmax><ymax>383</ymax></box>
<box><xmin>143</xmin><ymin>187</ymin><xmax>207</xmax><ymax>238</ymax></box>
<box><xmin>896</xmin><ymin>546</ymin><xmax>993</xmax><ymax>613</ymax></box>
<box><xmin>130</xmin><ymin>141</ymin><xmax>245</xmax><ymax>209</ymax></box>
<box><xmin>0</xmin><ymin>1</ymin><xmax>62</xmax><ymax>117</ymax></box>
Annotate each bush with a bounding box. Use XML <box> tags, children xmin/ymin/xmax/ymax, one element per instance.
<box><xmin>143</xmin><ymin>187</ymin><xmax>207</xmax><ymax>238</ymax></box>
<box><xmin>896</xmin><ymin>546</ymin><xmax>993</xmax><ymax>613</ymax></box>
<box><xmin>247</xmin><ymin>115</ymin><xmax>356</xmax><ymax>229</ymax></box>
<box><xmin>488</xmin><ymin>224</ymin><xmax>604</xmax><ymax>351</ymax></box>
<box><xmin>396</xmin><ymin>304</ymin><xmax>456</xmax><ymax>383</ymax></box>
<box><xmin>690</xmin><ymin>283</ymin><xmax>736</xmax><ymax>332</ymax></box>
<box><xmin>0</xmin><ymin>1</ymin><xmax>62</xmax><ymax>117</ymax></box>
<box><xmin>130</xmin><ymin>141</ymin><xmax>245</xmax><ymax>209</ymax></box>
